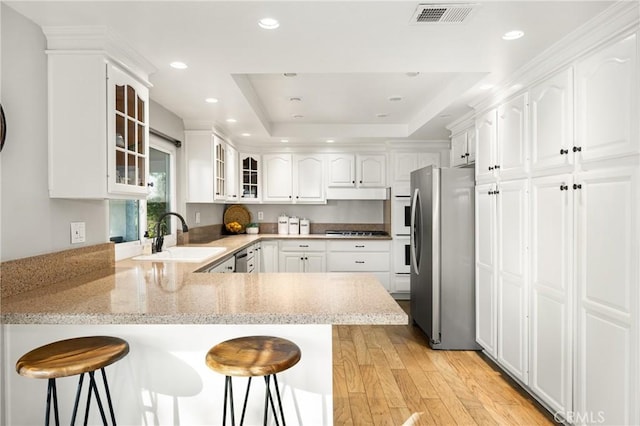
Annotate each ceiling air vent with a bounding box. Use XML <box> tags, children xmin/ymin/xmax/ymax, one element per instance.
<box><xmin>411</xmin><ymin>3</ymin><xmax>477</xmax><ymax>24</ymax></box>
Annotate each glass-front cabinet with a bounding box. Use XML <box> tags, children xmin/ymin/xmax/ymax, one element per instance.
<box><xmin>111</xmin><ymin>65</ymin><xmax>148</xmax><ymax>195</ymax></box>
<box><xmin>214</xmin><ymin>136</ymin><xmax>226</xmax><ymax>200</ymax></box>
<box><xmin>240</xmin><ymin>154</ymin><xmax>261</xmax><ymax>201</ymax></box>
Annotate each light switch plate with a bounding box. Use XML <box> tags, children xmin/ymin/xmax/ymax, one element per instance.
<box><xmin>70</xmin><ymin>222</ymin><xmax>86</xmax><ymax>244</ymax></box>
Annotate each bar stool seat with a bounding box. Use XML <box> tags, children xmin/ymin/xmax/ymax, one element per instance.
<box><xmin>16</xmin><ymin>336</ymin><xmax>129</xmax><ymax>426</ymax></box>
<box><xmin>206</xmin><ymin>336</ymin><xmax>301</xmax><ymax>426</ymax></box>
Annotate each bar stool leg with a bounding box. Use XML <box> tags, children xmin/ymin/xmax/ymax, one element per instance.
<box><xmin>239</xmin><ymin>377</ymin><xmax>252</xmax><ymax>425</ymax></box>
<box><xmin>84</xmin><ymin>371</ymin><xmax>108</xmax><ymax>426</ymax></box>
<box><xmin>45</xmin><ymin>378</ymin><xmax>60</xmax><ymax>426</ymax></box>
<box><xmin>222</xmin><ymin>376</ymin><xmax>236</xmax><ymax>426</ymax></box>
<box><xmin>100</xmin><ymin>368</ymin><xmax>117</xmax><ymax>425</ymax></box>
<box><xmin>273</xmin><ymin>375</ymin><xmax>286</xmax><ymax>426</ymax></box>
<box><xmin>70</xmin><ymin>373</ymin><xmax>86</xmax><ymax>425</ymax></box>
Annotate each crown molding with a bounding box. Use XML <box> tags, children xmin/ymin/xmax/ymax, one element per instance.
<box><xmin>42</xmin><ymin>26</ymin><xmax>156</xmax><ymax>87</ymax></box>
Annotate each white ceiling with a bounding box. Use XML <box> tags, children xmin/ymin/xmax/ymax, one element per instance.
<box><xmin>7</xmin><ymin>0</ymin><xmax>615</xmax><ymax>146</ymax></box>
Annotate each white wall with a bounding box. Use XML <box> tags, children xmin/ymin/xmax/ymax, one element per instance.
<box><xmin>0</xmin><ymin>5</ymin><xmax>107</xmax><ymax>261</ymax></box>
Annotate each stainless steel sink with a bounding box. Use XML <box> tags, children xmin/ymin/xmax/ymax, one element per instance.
<box><xmin>132</xmin><ymin>246</ymin><xmax>227</xmax><ymax>263</ymax></box>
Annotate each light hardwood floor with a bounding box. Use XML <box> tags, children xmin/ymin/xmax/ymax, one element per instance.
<box><xmin>333</xmin><ymin>302</ymin><xmax>553</xmax><ymax>425</ymax></box>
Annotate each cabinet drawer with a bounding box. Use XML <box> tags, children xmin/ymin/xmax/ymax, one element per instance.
<box><xmin>279</xmin><ymin>240</ymin><xmax>326</xmax><ymax>252</ymax></box>
<box><xmin>327</xmin><ymin>252</ymin><xmax>389</xmax><ymax>272</ymax></box>
<box><xmin>328</xmin><ymin>240</ymin><xmax>390</xmax><ymax>252</ymax></box>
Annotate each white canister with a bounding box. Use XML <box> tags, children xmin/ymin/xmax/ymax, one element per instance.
<box><xmin>278</xmin><ymin>215</ymin><xmax>289</xmax><ymax>235</ymax></box>
<box><xmin>300</xmin><ymin>218</ymin><xmax>310</xmax><ymax>235</ymax></box>
<box><xmin>288</xmin><ymin>216</ymin><xmax>300</xmax><ymax>235</ymax></box>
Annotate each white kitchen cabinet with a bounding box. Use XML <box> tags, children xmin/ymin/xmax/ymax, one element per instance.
<box><xmin>239</xmin><ymin>154</ymin><xmax>261</xmax><ymax>201</ymax></box>
<box><xmin>204</xmin><ymin>256</ymin><xmax>235</xmax><ymax>273</ymax></box>
<box><xmin>496</xmin><ymin>179</ymin><xmax>529</xmax><ymax>385</ymax></box>
<box><xmin>450</xmin><ymin>127</ymin><xmax>475</xmax><ymax>167</ymax></box>
<box><xmin>530</xmin><ymin>68</ymin><xmax>575</xmax><ymax>175</ymax></box>
<box><xmin>260</xmin><ymin>240</ymin><xmax>279</xmax><ymax>272</ymax></box>
<box><xmin>391</xmin><ymin>151</ymin><xmax>441</xmax><ymax>195</ymax></box>
<box><xmin>214</xmin><ymin>137</ymin><xmax>226</xmax><ymax>201</ymax></box>
<box><xmin>476</xmin><ymin>93</ymin><xmax>528</xmax><ymax>182</ymax></box>
<box><xmin>476</xmin><ymin>179</ymin><xmax>529</xmax><ymax>381</ymax></box>
<box><xmin>47</xmin><ymin>55</ymin><xmax>150</xmax><ymax>199</ymax></box>
<box><xmin>576</xmin><ymin>33</ymin><xmax>638</xmax><ymax>164</ymax></box>
<box><xmin>575</xmin><ymin>166</ymin><xmax>639</xmax><ymax>425</ymax></box>
<box><xmin>327</xmin><ymin>240</ymin><xmax>391</xmax><ymax>292</ymax></box>
<box><xmin>185</xmin><ymin>133</ymin><xmax>233</xmax><ymax>203</ymax></box>
<box><xmin>530</xmin><ymin>174</ymin><xmax>574</xmax><ymax>416</ymax></box>
<box><xmin>327</xmin><ymin>154</ymin><xmax>387</xmax><ymax>188</ymax></box>
<box><xmin>263</xmin><ymin>154</ymin><xmax>325</xmax><ymax>203</ymax></box>
<box><xmin>279</xmin><ymin>240</ymin><xmax>326</xmax><ymax>272</ymax></box>
<box><xmin>225</xmin><ymin>145</ymin><xmax>239</xmax><ymax>201</ymax></box>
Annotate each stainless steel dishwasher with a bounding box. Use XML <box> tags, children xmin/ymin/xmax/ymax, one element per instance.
<box><xmin>235</xmin><ymin>248</ymin><xmax>248</xmax><ymax>272</ymax></box>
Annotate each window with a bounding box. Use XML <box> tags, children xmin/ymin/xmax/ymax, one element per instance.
<box><xmin>109</xmin><ymin>134</ymin><xmax>177</xmax><ymax>259</ymax></box>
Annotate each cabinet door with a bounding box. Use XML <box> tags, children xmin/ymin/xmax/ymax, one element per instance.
<box><xmin>213</xmin><ymin>137</ymin><xmax>226</xmax><ymax>200</ymax></box>
<box><xmin>475</xmin><ymin>183</ymin><xmax>497</xmax><ymax>357</ymax></box>
<box><xmin>530</xmin><ymin>68</ymin><xmax>574</xmax><ymax>174</ymax></box>
<box><xmin>305</xmin><ymin>252</ymin><xmax>326</xmax><ymax>272</ymax></box>
<box><xmin>496</xmin><ymin>179</ymin><xmax>529</xmax><ymax>384</ymax></box>
<box><xmin>476</xmin><ymin>110</ymin><xmax>497</xmax><ymax>182</ymax></box>
<box><xmin>240</xmin><ymin>154</ymin><xmax>260</xmax><ymax>201</ymax></box>
<box><xmin>327</xmin><ymin>154</ymin><xmax>356</xmax><ymax>187</ymax></box>
<box><xmin>451</xmin><ymin>132</ymin><xmax>468</xmax><ymax>167</ymax></box>
<box><xmin>260</xmin><ymin>241</ymin><xmax>279</xmax><ymax>272</ymax></box>
<box><xmin>575</xmin><ymin>167</ymin><xmax>638</xmax><ymax>426</ymax></box>
<box><xmin>263</xmin><ymin>154</ymin><xmax>293</xmax><ymax>201</ymax></box>
<box><xmin>293</xmin><ymin>155</ymin><xmax>325</xmax><ymax>202</ymax></box>
<box><xmin>392</xmin><ymin>152</ymin><xmax>419</xmax><ymax>183</ymax></box>
<box><xmin>530</xmin><ymin>174</ymin><xmax>573</xmax><ymax>416</ymax></box>
<box><xmin>185</xmin><ymin>132</ymin><xmax>214</xmax><ymax>202</ymax></box>
<box><xmin>279</xmin><ymin>252</ymin><xmax>304</xmax><ymax>272</ymax></box>
<box><xmin>497</xmin><ymin>93</ymin><xmax>528</xmax><ymax>179</ymax></box>
<box><xmin>576</xmin><ymin>34</ymin><xmax>638</xmax><ymax>163</ymax></box>
<box><xmin>466</xmin><ymin>129</ymin><xmax>476</xmax><ymax>164</ymax></box>
<box><xmin>225</xmin><ymin>145</ymin><xmax>238</xmax><ymax>201</ymax></box>
<box><xmin>358</xmin><ymin>154</ymin><xmax>386</xmax><ymax>187</ymax></box>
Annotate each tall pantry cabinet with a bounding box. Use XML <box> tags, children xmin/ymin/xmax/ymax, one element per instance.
<box><xmin>475</xmin><ymin>29</ymin><xmax>639</xmax><ymax>425</ymax></box>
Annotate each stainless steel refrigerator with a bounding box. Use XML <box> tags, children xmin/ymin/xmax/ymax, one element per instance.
<box><xmin>410</xmin><ymin>165</ymin><xmax>480</xmax><ymax>350</ymax></box>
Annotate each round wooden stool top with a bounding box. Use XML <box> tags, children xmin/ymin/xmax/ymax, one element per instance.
<box><xmin>16</xmin><ymin>336</ymin><xmax>130</xmax><ymax>380</ymax></box>
<box><xmin>206</xmin><ymin>336</ymin><xmax>301</xmax><ymax>377</ymax></box>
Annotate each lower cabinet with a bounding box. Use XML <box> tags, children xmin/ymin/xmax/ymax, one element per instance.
<box><xmin>278</xmin><ymin>240</ymin><xmax>327</xmax><ymax>272</ymax></box>
<box><xmin>204</xmin><ymin>256</ymin><xmax>235</xmax><ymax>273</ymax></box>
<box><xmin>260</xmin><ymin>240</ymin><xmax>279</xmax><ymax>272</ymax></box>
<box><xmin>327</xmin><ymin>240</ymin><xmax>391</xmax><ymax>291</ymax></box>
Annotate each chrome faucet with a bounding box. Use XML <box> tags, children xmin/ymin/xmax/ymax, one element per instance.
<box><xmin>153</xmin><ymin>212</ymin><xmax>189</xmax><ymax>253</ymax></box>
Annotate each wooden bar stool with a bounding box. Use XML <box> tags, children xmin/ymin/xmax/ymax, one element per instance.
<box><xmin>16</xmin><ymin>336</ymin><xmax>129</xmax><ymax>426</ymax></box>
<box><xmin>205</xmin><ymin>336</ymin><xmax>301</xmax><ymax>426</ymax></box>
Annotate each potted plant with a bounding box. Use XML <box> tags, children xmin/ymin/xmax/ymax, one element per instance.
<box><xmin>246</xmin><ymin>223</ymin><xmax>259</xmax><ymax>234</ymax></box>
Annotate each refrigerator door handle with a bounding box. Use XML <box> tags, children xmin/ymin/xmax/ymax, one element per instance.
<box><xmin>410</xmin><ymin>188</ymin><xmax>421</xmax><ymax>274</ymax></box>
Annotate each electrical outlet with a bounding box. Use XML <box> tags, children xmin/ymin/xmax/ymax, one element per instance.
<box><xmin>70</xmin><ymin>222</ymin><xmax>86</xmax><ymax>244</ymax></box>
<box><xmin>195</xmin><ymin>211</ymin><xmax>201</xmax><ymax>224</ymax></box>
<box><xmin>258</xmin><ymin>211</ymin><xmax>264</xmax><ymax>221</ymax></box>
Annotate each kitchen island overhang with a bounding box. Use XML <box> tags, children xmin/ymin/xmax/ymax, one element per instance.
<box><xmin>2</xmin><ymin>258</ymin><xmax>406</xmax><ymax>425</ymax></box>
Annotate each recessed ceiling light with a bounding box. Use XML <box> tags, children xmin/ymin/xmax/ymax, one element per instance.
<box><xmin>292</xmin><ymin>114</ymin><xmax>304</xmax><ymax>119</ymax></box>
<box><xmin>376</xmin><ymin>113</ymin><xmax>389</xmax><ymax>118</ymax></box>
<box><xmin>170</xmin><ymin>61</ymin><xmax>188</xmax><ymax>70</ymax></box>
<box><xmin>205</xmin><ymin>98</ymin><xmax>219</xmax><ymax>104</ymax></box>
<box><xmin>226</xmin><ymin>118</ymin><xmax>237</xmax><ymax>123</ymax></box>
<box><xmin>258</xmin><ymin>18</ymin><xmax>280</xmax><ymax>30</ymax></box>
<box><xmin>281</xmin><ymin>139</ymin><xmax>289</xmax><ymax>143</ymax></box>
<box><xmin>502</xmin><ymin>30</ymin><xmax>524</xmax><ymax>40</ymax></box>
<box><xmin>289</xmin><ymin>97</ymin><xmax>302</xmax><ymax>102</ymax></box>
<box><xmin>283</xmin><ymin>73</ymin><xmax>297</xmax><ymax>77</ymax></box>
<box><xmin>388</xmin><ymin>96</ymin><xmax>403</xmax><ymax>102</ymax></box>
<box><xmin>406</xmin><ymin>72</ymin><xmax>420</xmax><ymax>77</ymax></box>
<box><xmin>326</xmin><ymin>139</ymin><xmax>335</xmax><ymax>143</ymax></box>
<box><xmin>241</xmin><ymin>133</ymin><xmax>251</xmax><ymax>137</ymax></box>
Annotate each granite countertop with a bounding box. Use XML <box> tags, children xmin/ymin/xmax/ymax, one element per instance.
<box><xmin>1</xmin><ymin>234</ymin><xmax>406</xmax><ymax>326</ymax></box>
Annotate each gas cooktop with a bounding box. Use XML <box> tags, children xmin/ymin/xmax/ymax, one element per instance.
<box><xmin>324</xmin><ymin>230</ymin><xmax>388</xmax><ymax>237</ymax></box>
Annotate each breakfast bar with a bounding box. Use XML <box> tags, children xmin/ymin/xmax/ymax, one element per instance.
<box><xmin>1</xmin><ymin>237</ymin><xmax>407</xmax><ymax>425</ymax></box>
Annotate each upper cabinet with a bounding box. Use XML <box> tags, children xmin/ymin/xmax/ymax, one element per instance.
<box><xmin>327</xmin><ymin>154</ymin><xmax>386</xmax><ymax>188</ymax></box>
<box><xmin>263</xmin><ymin>154</ymin><xmax>325</xmax><ymax>203</ymax></box>
<box><xmin>476</xmin><ymin>93</ymin><xmax>529</xmax><ymax>182</ymax></box>
<box><xmin>576</xmin><ymin>33</ymin><xmax>638</xmax><ymax>164</ymax></box>
<box><xmin>451</xmin><ymin>127</ymin><xmax>475</xmax><ymax>168</ymax></box>
<box><xmin>391</xmin><ymin>151</ymin><xmax>441</xmax><ymax>195</ymax></box>
<box><xmin>225</xmin><ymin>144</ymin><xmax>238</xmax><ymax>201</ymax></box>
<box><xmin>240</xmin><ymin>154</ymin><xmax>261</xmax><ymax>201</ymax></box>
<box><xmin>185</xmin><ymin>132</ymin><xmax>238</xmax><ymax>203</ymax></box>
<box><xmin>45</xmin><ymin>28</ymin><xmax>154</xmax><ymax>199</ymax></box>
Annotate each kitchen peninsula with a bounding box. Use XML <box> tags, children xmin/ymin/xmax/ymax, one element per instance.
<box><xmin>1</xmin><ymin>235</ymin><xmax>407</xmax><ymax>425</ymax></box>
